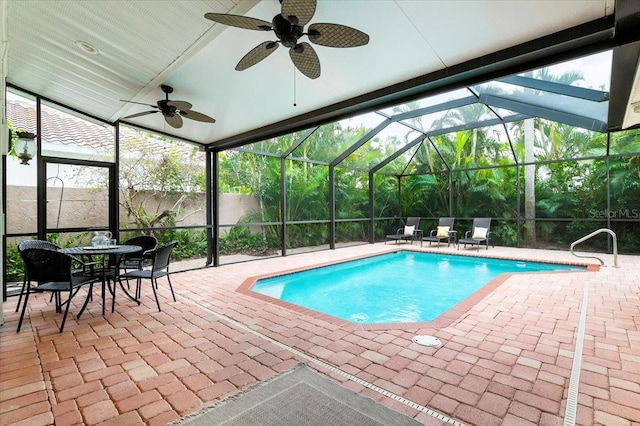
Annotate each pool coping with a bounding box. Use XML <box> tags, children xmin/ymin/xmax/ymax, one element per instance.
<box><xmin>236</xmin><ymin>248</ymin><xmax>599</xmax><ymax>331</ymax></box>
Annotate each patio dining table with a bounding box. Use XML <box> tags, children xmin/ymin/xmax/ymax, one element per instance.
<box><xmin>60</xmin><ymin>244</ymin><xmax>142</xmax><ymax>317</ymax></box>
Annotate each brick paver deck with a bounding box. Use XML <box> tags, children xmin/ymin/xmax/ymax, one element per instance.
<box><xmin>1</xmin><ymin>244</ymin><xmax>638</xmax><ymax>425</ymax></box>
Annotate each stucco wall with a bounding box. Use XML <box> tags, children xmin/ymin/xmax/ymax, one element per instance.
<box><xmin>219</xmin><ymin>193</ymin><xmax>260</xmax><ymax>226</ymax></box>
<box><xmin>6</xmin><ymin>185</ymin><xmax>38</xmax><ymax>233</ymax></box>
<box><xmin>6</xmin><ymin>185</ymin><xmax>260</xmax><ymax>234</ymax></box>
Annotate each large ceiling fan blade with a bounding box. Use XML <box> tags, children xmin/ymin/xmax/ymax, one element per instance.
<box><xmin>307</xmin><ymin>23</ymin><xmax>369</xmax><ymax>48</ymax></box>
<box><xmin>122</xmin><ymin>110</ymin><xmax>158</xmax><ymax>119</ymax></box>
<box><xmin>164</xmin><ymin>114</ymin><xmax>183</xmax><ymax>129</ymax></box>
<box><xmin>236</xmin><ymin>41</ymin><xmax>279</xmax><ymax>71</ymax></box>
<box><xmin>281</xmin><ymin>0</ymin><xmax>316</xmax><ymax>26</ymax></box>
<box><xmin>167</xmin><ymin>100</ymin><xmax>192</xmax><ymax>111</ymax></box>
<box><xmin>204</xmin><ymin>13</ymin><xmax>272</xmax><ymax>31</ymax></box>
<box><xmin>181</xmin><ymin>109</ymin><xmax>216</xmax><ymax>123</ymax></box>
<box><xmin>289</xmin><ymin>42</ymin><xmax>320</xmax><ymax>79</ymax></box>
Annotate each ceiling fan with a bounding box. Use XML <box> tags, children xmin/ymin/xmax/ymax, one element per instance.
<box><xmin>121</xmin><ymin>85</ymin><xmax>215</xmax><ymax>129</ymax></box>
<box><xmin>204</xmin><ymin>0</ymin><xmax>369</xmax><ymax>79</ymax></box>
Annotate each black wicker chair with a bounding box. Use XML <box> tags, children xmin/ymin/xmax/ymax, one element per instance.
<box><xmin>120</xmin><ymin>241</ymin><xmax>178</xmax><ymax>312</ymax></box>
<box><xmin>18</xmin><ymin>248</ymin><xmax>95</xmax><ymax>332</ymax></box>
<box><xmin>119</xmin><ymin>235</ymin><xmax>158</xmax><ymax>273</ymax></box>
<box><xmin>16</xmin><ymin>240</ymin><xmax>61</xmax><ymax>312</ymax></box>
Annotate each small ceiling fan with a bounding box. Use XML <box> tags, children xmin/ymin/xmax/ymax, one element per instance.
<box><xmin>121</xmin><ymin>85</ymin><xmax>215</xmax><ymax>129</ymax></box>
<box><xmin>204</xmin><ymin>0</ymin><xmax>369</xmax><ymax>79</ymax></box>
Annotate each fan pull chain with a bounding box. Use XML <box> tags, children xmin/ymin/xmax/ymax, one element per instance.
<box><xmin>293</xmin><ymin>66</ymin><xmax>297</xmax><ymax>107</ymax></box>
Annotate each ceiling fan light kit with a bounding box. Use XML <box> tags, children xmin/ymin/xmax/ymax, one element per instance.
<box><xmin>121</xmin><ymin>84</ymin><xmax>215</xmax><ymax>129</ymax></box>
<box><xmin>205</xmin><ymin>0</ymin><xmax>369</xmax><ymax>79</ymax></box>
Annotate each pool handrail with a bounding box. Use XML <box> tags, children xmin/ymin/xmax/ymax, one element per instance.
<box><xmin>569</xmin><ymin>228</ymin><xmax>618</xmax><ymax>268</ymax></box>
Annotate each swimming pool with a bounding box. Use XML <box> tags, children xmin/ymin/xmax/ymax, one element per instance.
<box><xmin>250</xmin><ymin>251</ymin><xmax>585</xmax><ymax>324</ymax></box>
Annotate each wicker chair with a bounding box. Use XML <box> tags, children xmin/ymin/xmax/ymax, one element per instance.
<box><xmin>16</xmin><ymin>240</ymin><xmax>61</xmax><ymax>312</ymax></box>
<box><xmin>119</xmin><ymin>235</ymin><xmax>158</xmax><ymax>272</ymax></box>
<box><xmin>18</xmin><ymin>248</ymin><xmax>95</xmax><ymax>332</ymax></box>
<box><xmin>120</xmin><ymin>241</ymin><xmax>178</xmax><ymax>312</ymax></box>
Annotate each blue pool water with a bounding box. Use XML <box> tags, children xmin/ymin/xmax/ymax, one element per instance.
<box><xmin>251</xmin><ymin>251</ymin><xmax>584</xmax><ymax>324</ymax></box>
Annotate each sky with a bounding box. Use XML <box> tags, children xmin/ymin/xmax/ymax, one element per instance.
<box><xmin>545</xmin><ymin>50</ymin><xmax>612</xmax><ymax>91</ymax></box>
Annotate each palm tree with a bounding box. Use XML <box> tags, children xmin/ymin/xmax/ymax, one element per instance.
<box><xmin>511</xmin><ymin>68</ymin><xmax>586</xmax><ymax>246</ymax></box>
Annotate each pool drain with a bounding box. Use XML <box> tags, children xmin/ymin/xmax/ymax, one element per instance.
<box><xmin>412</xmin><ymin>335</ymin><xmax>442</xmax><ymax>348</ymax></box>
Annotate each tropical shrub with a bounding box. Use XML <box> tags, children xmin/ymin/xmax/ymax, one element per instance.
<box><xmin>5</xmin><ymin>243</ymin><xmax>23</xmax><ymax>282</ymax></box>
<box><xmin>155</xmin><ymin>229</ymin><xmax>207</xmax><ymax>260</ymax></box>
<box><xmin>218</xmin><ymin>226</ymin><xmax>280</xmax><ymax>255</ymax></box>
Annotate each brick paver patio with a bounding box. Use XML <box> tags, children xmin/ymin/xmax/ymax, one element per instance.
<box><xmin>1</xmin><ymin>243</ymin><xmax>638</xmax><ymax>425</ymax></box>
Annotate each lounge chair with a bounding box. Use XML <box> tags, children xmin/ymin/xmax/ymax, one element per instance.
<box><xmin>458</xmin><ymin>217</ymin><xmax>493</xmax><ymax>250</ymax></box>
<box><xmin>422</xmin><ymin>217</ymin><xmax>455</xmax><ymax>247</ymax></box>
<box><xmin>385</xmin><ymin>217</ymin><xmax>420</xmax><ymax>244</ymax></box>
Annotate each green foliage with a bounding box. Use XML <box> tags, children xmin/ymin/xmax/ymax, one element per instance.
<box><xmin>215</xmin><ymin>109</ymin><xmax>640</xmax><ymax>253</ymax></box>
<box><xmin>120</xmin><ymin>104</ymin><xmax>640</xmax><ymax>256</ymax></box>
<box><xmin>6</xmin><ymin>120</ymin><xmax>22</xmax><ymax>158</ymax></box>
<box><xmin>218</xmin><ymin>227</ymin><xmax>280</xmax><ymax>255</ymax></box>
<box><xmin>287</xmin><ymin>161</ymin><xmax>329</xmax><ymax>221</ymax></box>
<box><xmin>403</xmin><ymin>174</ymin><xmax>447</xmax><ymax>217</ymax></box>
<box><xmin>286</xmin><ymin>223</ymin><xmax>329</xmax><ymax>248</ymax></box>
<box><xmin>5</xmin><ymin>243</ymin><xmax>23</xmax><ymax>282</ymax></box>
<box><xmin>336</xmin><ymin>221</ymin><xmax>369</xmax><ymax>242</ymax></box>
<box><xmin>46</xmin><ymin>232</ymin><xmax>91</xmax><ymax>247</ymax></box>
<box><xmin>491</xmin><ymin>222</ymin><xmax>518</xmax><ymax>247</ymax></box>
<box><xmin>5</xmin><ymin>233</ymin><xmax>94</xmax><ymax>282</ymax></box>
<box><xmin>119</xmin><ymin>132</ymin><xmax>205</xmax><ymax>229</ymax></box>
<box><xmin>155</xmin><ymin>229</ymin><xmax>206</xmax><ymax>260</ymax></box>
<box><xmin>619</xmin><ymin>231</ymin><xmax>640</xmax><ymax>253</ymax></box>
<box><xmin>219</xmin><ymin>121</ymin><xmax>384</xmax><ymax>249</ymax></box>
<box><xmin>373</xmin><ymin>174</ymin><xmax>399</xmax><ymax>217</ymax></box>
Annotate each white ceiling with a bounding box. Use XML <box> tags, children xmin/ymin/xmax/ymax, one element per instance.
<box><xmin>6</xmin><ymin>0</ymin><xmax>637</xmax><ymax>148</ymax></box>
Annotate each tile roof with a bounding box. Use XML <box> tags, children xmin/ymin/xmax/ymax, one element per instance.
<box><xmin>7</xmin><ymin>99</ymin><xmax>194</xmax><ymax>155</ymax></box>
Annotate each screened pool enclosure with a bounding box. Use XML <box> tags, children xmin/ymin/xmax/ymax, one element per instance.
<box><xmin>3</xmin><ymin>49</ymin><xmax>640</xmax><ymax>297</ymax></box>
<box><xmin>217</xmin><ymin>50</ymin><xmax>639</xmax><ymax>256</ymax></box>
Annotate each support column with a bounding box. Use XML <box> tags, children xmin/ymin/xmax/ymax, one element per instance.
<box><xmin>329</xmin><ymin>165</ymin><xmax>335</xmax><ymax>249</ymax></box>
<box><xmin>210</xmin><ymin>150</ymin><xmax>219</xmax><ymax>266</ymax></box>
<box><xmin>206</xmin><ymin>150</ymin><xmax>214</xmax><ymax>266</ymax></box>
<box><xmin>368</xmin><ymin>171</ymin><xmax>375</xmax><ymax>243</ymax></box>
<box><xmin>280</xmin><ymin>157</ymin><xmax>287</xmax><ymax>256</ymax></box>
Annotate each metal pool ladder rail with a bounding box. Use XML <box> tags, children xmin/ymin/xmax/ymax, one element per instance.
<box><xmin>570</xmin><ymin>228</ymin><xmax>618</xmax><ymax>268</ymax></box>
